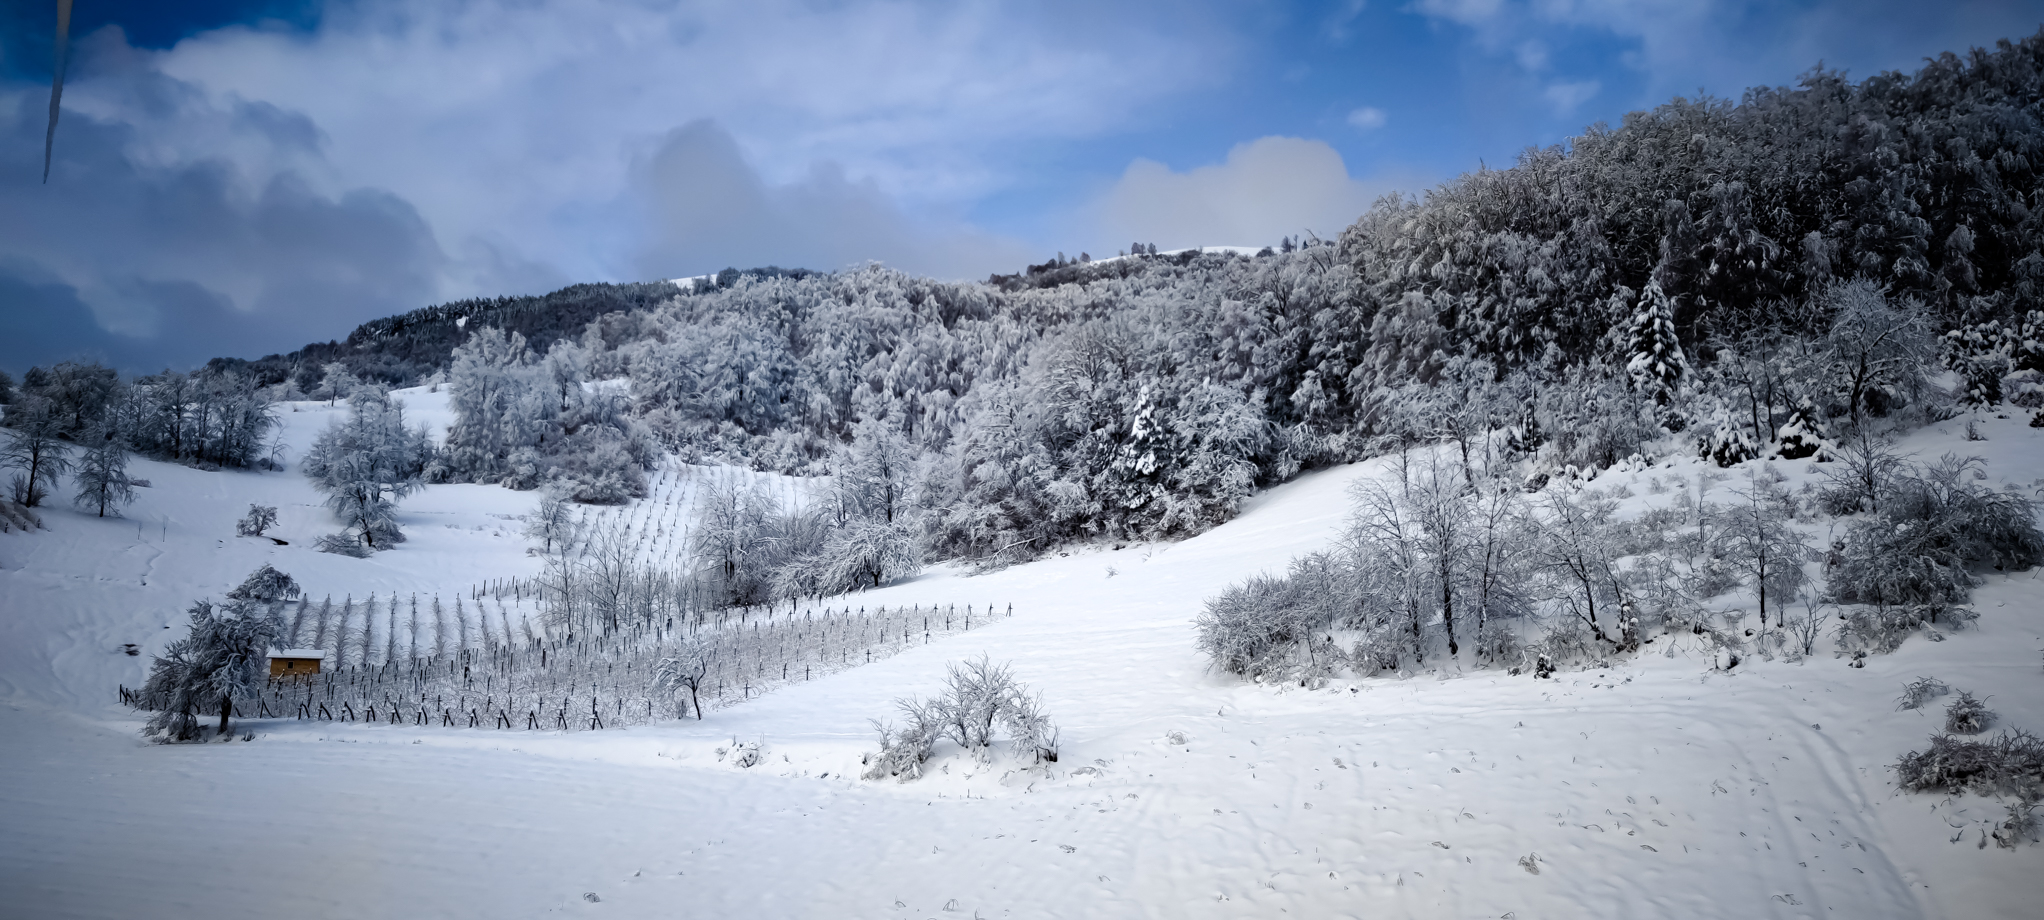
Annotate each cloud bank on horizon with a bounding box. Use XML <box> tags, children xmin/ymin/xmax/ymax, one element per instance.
<box><xmin>2</xmin><ymin>0</ymin><xmax>2040</xmax><ymax>372</ymax></box>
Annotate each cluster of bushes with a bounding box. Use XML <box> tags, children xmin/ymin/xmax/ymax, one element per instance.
<box><xmin>864</xmin><ymin>656</ymin><xmax>1059</xmax><ymax>782</ymax></box>
<box><xmin>1197</xmin><ymin>439</ymin><xmax>2040</xmax><ymax>684</ymax></box>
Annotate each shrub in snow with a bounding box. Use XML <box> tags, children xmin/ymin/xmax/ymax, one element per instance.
<box><xmin>236</xmin><ymin>504</ymin><xmax>279</xmax><ymax>537</ymax></box>
<box><xmin>137</xmin><ymin>565</ymin><xmax>300</xmax><ymax>741</ymax></box>
<box><xmin>1772</xmin><ymin>400</ymin><xmax>1830</xmax><ymax>460</ymax></box>
<box><xmin>1993</xmin><ymin>800</ymin><xmax>2038</xmax><ymax>849</ymax></box>
<box><xmin>1896</xmin><ymin>677</ymin><xmax>1950</xmax><ymax>712</ymax></box>
<box><xmin>1473</xmin><ymin>619</ymin><xmax>1523</xmax><ymax>668</ymax></box>
<box><xmin>1836</xmin><ymin>605</ymin><xmax>1931</xmax><ymax>655</ymax></box>
<box><xmin>1894</xmin><ymin>729</ymin><xmax>2044</xmax><ymax>799</ymax></box>
<box><xmin>315</xmin><ymin>532</ymin><xmax>373</xmax><ymax>558</ymax></box>
<box><xmin>1815</xmin><ymin>428</ymin><xmax>1905</xmax><ymax>515</ymax></box>
<box><xmin>0</xmin><ymin>499</ymin><xmax>41</xmax><ymax>533</ymax></box>
<box><xmin>1699</xmin><ymin>411</ymin><xmax>1758</xmax><ymax>468</ymax></box>
<box><xmin>1196</xmin><ymin>565</ymin><xmax>1343</xmax><ymax>682</ymax></box>
<box><xmin>1827</xmin><ymin>455</ymin><xmax>2043</xmax><ymax>621</ymax></box>
<box><xmin>863</xmin><ymin>656</ymin><xmax>1058</xmax><ymax>782</ymax></box>
<box><xmin>1945</xmin><ymin>692</ymin><xmax>1995</xmax><ymax>735</ymax></box>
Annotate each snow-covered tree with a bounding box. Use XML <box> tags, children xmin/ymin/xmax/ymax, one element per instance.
<box><xmin>653</xmin><ymin>634</ymin><xmax>717</xmax><ymax>720</ymax></box>
<box><xmin>443</xmin><ymin>327</ymin><xmax>532</xmax><ymax>481</ymax></box>
<box><xmin>1720</xmin><ymin>471</ymin><xmax>1809</xmax><ymax>627</ymax></box>
<box><xmin>2</xmin><ymin>396</ymin><xmax>71</xmax><ymax>508</ymax></box>
<box><xmin>315</xmin><ymin>362</ymin><xmax>358</xmax><ymax>406</ymax></box>
<box><xmin>139</xmin><ymin>565</ymin><xmax>300</xmax><ymax>740</ymax></box>
<box><xmin>302</xmin><ymin>387</ymin><xmax>430</xmax><ymax>552</ymax></box>
<box><xmin>236</xmin><ymin>504</ymin><xmax>279</xmax><ymax>537</ymax></box>
<box><xmin>71</xmin><ymin>421</ymin><xmax>134</xmax><ymax>518</ymax></box>
<box><xmin>520</xmin><ymin>491</ymin><xmax>578</xmax><ymax>555</ymax></box>
<box><xmin>1624</xmin><ymin>281</ymin><xmax>1689</xmax><ymax>406</ymax></box>
<box><xmin>1820</xmin><ymin>280</ymin><xmax>1934</xmax><ymax>428</ymax></box>
<box><xmin>818</xmin><ymin>519</ymin><xmax>923</xmax><ymax>591</ymax></box>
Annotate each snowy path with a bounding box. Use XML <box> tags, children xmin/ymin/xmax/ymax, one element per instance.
<box><xmin>4</xmin><ymin>401</ymin><xmax>2043</xmax><ymax>917</ymax></box>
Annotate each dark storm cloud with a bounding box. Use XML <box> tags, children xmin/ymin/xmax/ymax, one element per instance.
<box><xmin>0</xmin><ymin>34</ymin><xmax>445</xmax><ymax>374</ymax></box>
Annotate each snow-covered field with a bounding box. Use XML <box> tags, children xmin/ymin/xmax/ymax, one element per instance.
<box><xmin>3</xmin><ymin>391</ymin><xmax>2042</xmax><ymax>918</ymax></box>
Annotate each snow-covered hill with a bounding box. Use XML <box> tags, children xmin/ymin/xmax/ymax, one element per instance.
<box><xmin>3</xmin><ymin>394</ymin><xmax>2042</xmax><ymax>918</ymax></box>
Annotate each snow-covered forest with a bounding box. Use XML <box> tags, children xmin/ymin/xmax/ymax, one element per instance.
<box><xmin>5</xmin><ymin>29</ymin><xmax>2044</xmax><ymax>920</ymax></box>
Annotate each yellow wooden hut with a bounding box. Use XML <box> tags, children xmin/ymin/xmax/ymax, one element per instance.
<box><xmin>267</xmin><ymin>648</ymin><xmax>326</xmax><ymax>679</ymax></box>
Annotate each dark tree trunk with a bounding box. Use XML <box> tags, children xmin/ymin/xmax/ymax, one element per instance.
<box><xmin>218</xmin><ymin>694</ymin><xmax>233</xmax><ymax>735</ymax></box>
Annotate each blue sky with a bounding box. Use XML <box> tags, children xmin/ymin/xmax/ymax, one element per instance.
<box><xmin>3</xmin><ymin>0</ymin><xmax>2042</xmax><ymax>372</ymax></box>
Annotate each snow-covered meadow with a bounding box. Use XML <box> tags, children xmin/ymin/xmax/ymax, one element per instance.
<box><xmin>3</xmin><ymin>390</ymin><xmax>2043</xmax><ymax>918</ymax></box>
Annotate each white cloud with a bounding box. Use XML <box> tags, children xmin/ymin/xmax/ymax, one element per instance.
<box><xmin>1542</xmin><ymin>79</ymin><xmax>1600</xmax><ymax>114</ymax></box>
<box><xmin>1091</xmin><ymin>136</ymin><xmax>1402</xmax><ymax>251</ymax></box>
<box><xmin>87</xmin><ymin>0</ymin><xmax>1230</xmax><ymax>288</ymax></box>
<box><xmin>1411</xmin><ymin>0</ymin><xmax>1506</xmax><ymax>27</ymax></box>
<box><xmin>1347</xmin><ymin>106</ymin><xmax>1389</xmax><ymax>130</ymax></box>
<box><xmin>1323</xmin><ymin>0</ymin><xmax>1372</xmax><ymax>43</ymax></box>
<box><xmin>5</xmin><ymin>0</ymin><xmax>1243</xmax><ymax>367</ymax></box>
<box><xmin>632</xmin><ymin>120</ymin><xmax>1034</xmax><ymax>281</ymax></box>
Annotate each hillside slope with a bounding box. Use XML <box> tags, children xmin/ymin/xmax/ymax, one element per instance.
<box><xmin>2</xmin><ymin>397</ymin><xmax>2042</xmax><ymax>918</ymax></box>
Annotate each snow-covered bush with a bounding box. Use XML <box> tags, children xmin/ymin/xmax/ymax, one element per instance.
<box><xmin>1994</xmin><ymin>800</ymin><xmax>2038</xmax><ymax>849</ymax></box>
<box><xmin>1897</xmin><ymin>677</ymin><xmax>1950</xmax><ymax>711</ymax></box>
<box><xmin>1699</xmin><ymin>410</ymin><xmax>1759</xmax><ymax>468</ymax></box>
<box><xmin>863</xmin><ymin>656</ymin><xmax>1058</xmax><ymax>782</ymax></box>
<box><xmin>0</xmin><ymin>498</ymin><xmax>41</xmax><ymax>533</ymax></box>
<box><xmin>1895</xmin><ymin>729</ymin><xmax>2044</xmax><ymax>799</ymax></box>
<box><xmin>315</xmin><ymin>532</ymin><xmax>373</xmax><ymax>558</ymax></box>
<box><xmin>1827</xmin><ymin>455</ymin><xmax>2043</xmax><ymax>619</ymax></box>
<box><xmin>1945</xmin><ymin>692</ymin><xmax>1995</xmax><ymax>735</ymax></box>
<box><xmin>1196</xmin><ymin>561</ymin><xmax>1345</xmax><ymax>682</ymax></box>
<box><xmin>1772</xmin><ymin>400</ymin><xmax>1830</xmax><ymax>460</ymax></box>
<box><xmin>236</xmin><ymin>504</ymin><xmax>279</xmax><ymax>537</ymax></box>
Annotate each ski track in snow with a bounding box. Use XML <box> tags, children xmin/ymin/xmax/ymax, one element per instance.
<box><xmin>3</xmin><ymin>390</ymin><xmax>2042</xmax><ymax>918</ymax></box>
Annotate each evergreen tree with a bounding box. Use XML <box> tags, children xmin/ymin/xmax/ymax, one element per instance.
<box><xmin>1624</xmin><ymin>281</ymin><xmax>1689</xmax><ymax>406</ymax></box>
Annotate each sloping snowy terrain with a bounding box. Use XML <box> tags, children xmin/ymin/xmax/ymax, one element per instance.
<box><xmin>3</xmin><ymin>391</ymin><xmax>2042</xmax><ymax>918</ymax></box>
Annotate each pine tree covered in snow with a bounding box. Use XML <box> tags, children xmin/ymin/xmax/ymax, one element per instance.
<box><xmin>1624</xmin><ymin>281</ymin><xmax>1689</xmax><ymax>407</ymax></box>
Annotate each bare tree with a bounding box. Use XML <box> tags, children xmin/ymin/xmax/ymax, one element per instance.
<box><xmin>1820</xmin><ymin>280</ymin><xmax>1934</xmax><ymax>428</ymax></box>
<box><xmin>654</xmin><ymin>635</ymin><xmax>717</xmax><ymax>720</ymax></box>
<box><xmin>1722</xmin><ymin>470</ymin><xmax>1809</xmax><ymax>628</ymax></box>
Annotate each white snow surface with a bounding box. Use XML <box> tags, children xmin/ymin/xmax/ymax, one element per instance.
<box><xmin>3</xmin><ymin>390</ymin><xmax>2043</xmax><ymax>918</ymax></box>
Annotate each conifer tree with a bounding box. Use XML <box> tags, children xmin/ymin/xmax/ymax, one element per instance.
<box><xmin>1624</xmin><ymin>281</ymin><xmax>1689</xmax><ymax>407</ymax></box>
